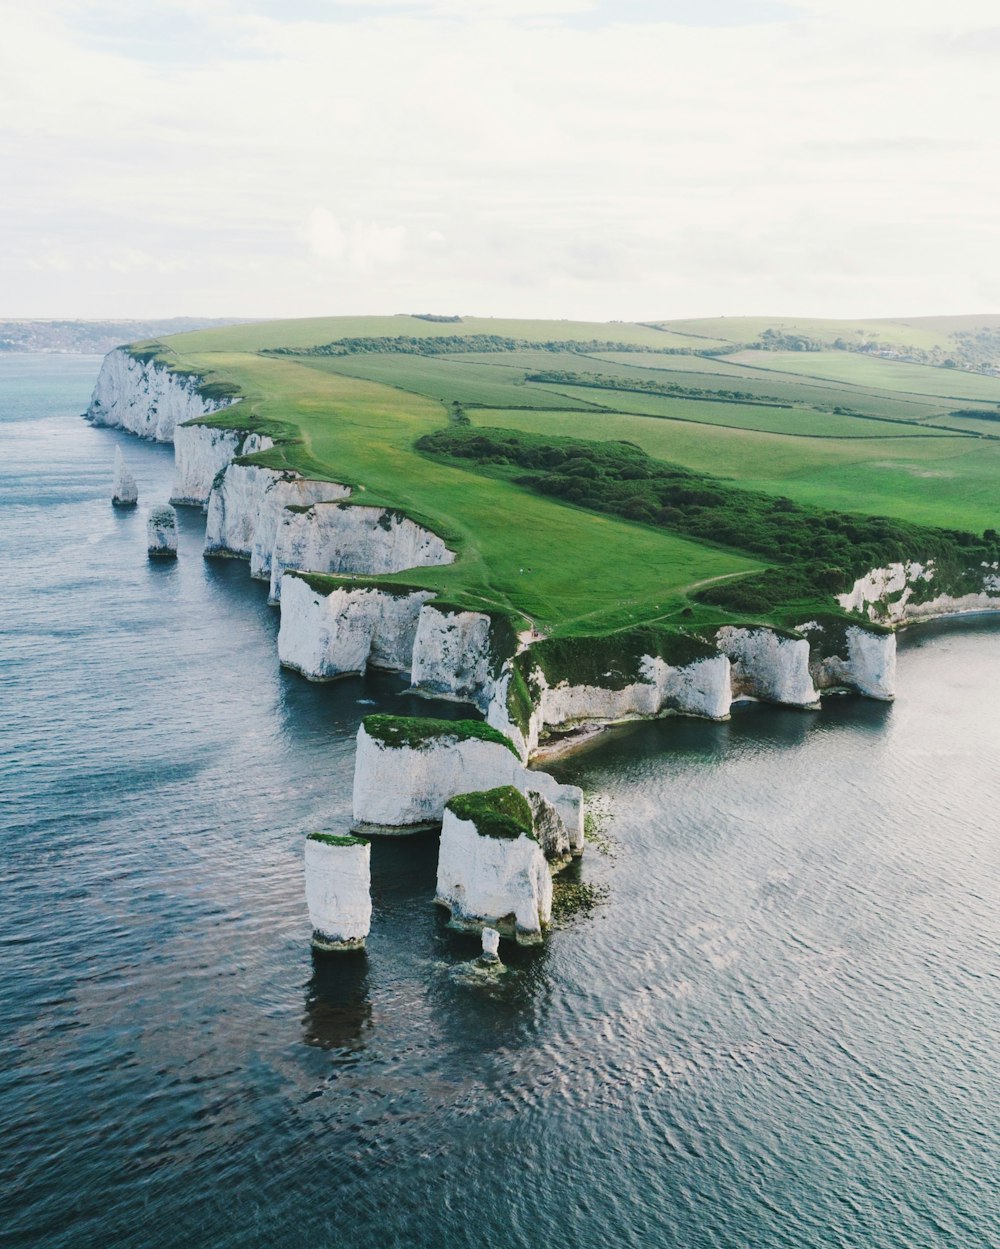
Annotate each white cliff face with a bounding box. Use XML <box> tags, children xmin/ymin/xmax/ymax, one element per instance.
<box><xmin>838</xmin><ymin>561</ymin><xmax>1000</xmax><ymax>623</ymax></box>
<box><xmin>799</xmin><ymin>621</ymin><xmax>897</xmax><ymax>701</ymax></box>
<box><xmin>351</xmin><ymin>724</ymin><xmax>584</xmax><ymax>844</ymax></box>
<box><xmin>278</xmin><ymin>575</ymin><xmax>435</xmax><ymax>679</ymax></box>
<box><xmin>268</xmin><ymin>504</ymin><xmax>455</xmax><ymax>603</ymax></box>
<box><xmin>87</xmin><ymin>348</ymin><xmax>234</xmax><ymax>442</ymax></box>
<box><xmin>716</xmin><ymin>626</ymin><xmax>820</xmax><ymax>708</ymax></box>
<box><xmin>112</xmin><ymin>447</ymin><xmax>138</xmax><ymax>507</ymax></box>
<box><xmin>147</xmin><ymin>505</ymin><xmax>178</xmax><ymax>557</ymax></box>
<box><xmin>303</xmin><ymin>835</ymin><xmax>372</xmax><ymax>950</ymax></box>
<box><xmin>527</xmin><ymin>789</ymin><xmax>582</xmax><ymax>861</ymax></box>
<box><xmin>203</xmin><ymin>463</ymin><xmax>349</xmax><ymax>573</ymax></box>
<box><xmin>535</xmin><ymin>653</ymin><xmax>732</xmax><ymax>732</ymax></box>
<box><xmin>410</xmin><ymin>606</ymin><xmax>494</xmax><ymax>700</ymax></box>
<box><xmin>435</xmin><ymin>810</ymin><xmax>552</xmax><ymax>945</ymax></box>
<box><xmin>171</xmin><ymin>424</ymin><xmax>274</xmax><ymax>507</ymax></box>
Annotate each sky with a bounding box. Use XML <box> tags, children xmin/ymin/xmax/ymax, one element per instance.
<box><xmin>1</xmin><ymin>0</ymin><xmax>998</xmax><ymax>321</ymax></box>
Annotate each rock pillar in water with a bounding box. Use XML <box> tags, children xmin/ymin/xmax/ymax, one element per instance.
<box><xmin>480</xmin><ymin>927</ymin><xmax>501</xmax><ymax>965</ymax></box>
<box><xmin>435</xmin><ymin>786</ymin><xmax>552</xmax><ymax>946</ymax></box>
<box><xmin>112</xmin><ymin>447</ymin><xmax>138</xmax><ymax>507</ymax></box>
<box><xmin>146</xmin><ymin>505</ymin><xmax>178</xmax><ymax>558</ymax></box>
<box><xmin>304</xmin><ymin>833</ymin><xmax>372</xmax><ymax>951</ymax></box>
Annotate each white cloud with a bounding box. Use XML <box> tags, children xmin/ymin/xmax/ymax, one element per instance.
<box><xmin>0</xmin><ymin>1</ymin><xmax>998</xmax><ymax>317</ymax></box>
<box><xmin>305</xmin><ymin>209</ymin><xmax>406</xmax><ymax>268</ymax></box>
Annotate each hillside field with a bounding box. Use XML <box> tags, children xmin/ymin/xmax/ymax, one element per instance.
<box><xmin>140</xmin><ymin>314</ymin><xmax>1000</xmax><ymax>633</ymax></box>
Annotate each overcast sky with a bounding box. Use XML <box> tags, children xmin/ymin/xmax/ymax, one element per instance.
<box><xmin>2</xmin><ymin>0</ymin><xmax>998</xmax><ymax>321</ymax></box>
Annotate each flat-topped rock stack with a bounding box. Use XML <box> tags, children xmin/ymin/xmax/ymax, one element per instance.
<box><xmin>147</xmin><ymin>505</ymin><xmax>178</xmax><ymax>558</ymax></box>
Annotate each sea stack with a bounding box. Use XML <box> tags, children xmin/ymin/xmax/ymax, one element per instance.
<box><xmin>480</xmin><ymin>927</ymin><xmax>501</xmax><ymax>965</ymax></box>
<box><xmin>304</xmin><ymin>833</ymin><xmax>372</xmax><ymax>952</ymax></box>
<box><xmin>435</xmin><ymin>786</ymin><xmax>553</xmax><ymax>946</ymax></box>
<box><xmin>111</xmin><ymin>447</ymin><xmax>138</xmax><ymax>507</ymax></box>
<box><xmin>146</xmin><ymin>505</ymin><xmax>178</xmax><ymax>558</ymax></box>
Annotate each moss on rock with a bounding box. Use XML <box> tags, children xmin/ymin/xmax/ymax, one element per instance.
<box><xmin>362</xmin><ymin>713</ymin><xmax>520</xmax><ymax>758</ymax></box>
<box><xmin>445</xmin><ymin>785</ymin><xmax>535</xmax><ymax>840</ymax></box>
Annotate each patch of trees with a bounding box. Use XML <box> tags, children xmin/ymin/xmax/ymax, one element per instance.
<box><xmin>411</xmin><ymin>313</ymin><xmax>463</xmax><ymax>323</ymax></box>
<box><xmin>417</xmin><ymin>426</ymin><xmax>1000</xmax><ymax>613</ymax></box>
<box><xmin>755</xmin><ymin>328</ymin><xmax>823</xmax><ymax>352</ymax></box>
<box><xmin>264</xmin><ymin>335</ymin><xmax>672</xmax><ymax>358</ymax></box>
<box><xmin>525</xmin><ymin>370</ymin><xmax>790</xmax><ymax>407</ymax></box>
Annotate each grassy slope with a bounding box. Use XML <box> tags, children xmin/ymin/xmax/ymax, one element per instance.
<box><xmin>164</xmin><ymin>347</ymin><xmax>759</xmax><ymax>633</ymax></box>
<box><xmin>143</xmin><ymin>314</ymin><xmax>1000</xmax><ymax>632</ymax></box>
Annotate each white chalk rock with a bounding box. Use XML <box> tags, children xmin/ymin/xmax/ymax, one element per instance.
<box><xmin>838</xmin><ymin>560</ymin><xmax>1000</xmax><ymax>624</ymax></box>
<box><xmin>147</xmin><ymin>504</ymin><xmax>178</xmax><ymax>557</ymax></box>
<box><xmin>527</xmin><ymin>788</ymin><xmax>581</xmax><ymax>862</ymax></box>
<box><xmin>715</xmin><ymin>626</ymin><xmax>819</xmax><ymax>708</ymax></box>
<box><xmin>278</xmin><ymin>574</ymin><xmax>435</xmax><ymax>679</ymax></box>
<box><xmin>481</xmin><ymin>927</ymin><xmax>501</xmax><ymax>963</ymax></box>
<box><xmin>203</xmin><ymin>462</ymin><xmax>349</xmax><ymax>572</ymax></box>
<box><xmin>435</xmin><ymin>790</ymin><xmax>552</xmax><ymax>945</ymax></box>
<box><xmin>268</xmin><ymin>504</ymin><xmax>454</xmax><ymax>603</ymax></box>
<box><xmin>799</xmin><ymin>619</ymin><xmax>897</xmax><ymax>701</ymax></box>
<box><xmin>410</xmin><ymin>605</ymin><xmax>496</xmax><ymax>701</ymax></box>
<box><xmin>87</xmin><ymin>347</ymin><xmax>234</xmax><ymax>442</ymax></box>
<box><xmin>351</xmin><ymin>717</ymin><xmax>584</xmax><ymax>845</ymax></box>
<box><xmin>171</xmin><ymin>423</ymin><xmax>274</xmax><ymax>507</ymax></box>
<box><xmin>304</xmin><ymin>833</ymin><xmax>371</xmax><ymax>951</ymax></box>
<box><xmin>112</xmin><ymin>447</ymin><xmax>138</xmax><ymax>507</ymax></box>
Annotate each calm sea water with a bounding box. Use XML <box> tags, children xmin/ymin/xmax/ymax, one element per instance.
<box><xmin>1</xmin><ymin>353</ymin><xmax>998</xmax><ymax>1249</ymax></box>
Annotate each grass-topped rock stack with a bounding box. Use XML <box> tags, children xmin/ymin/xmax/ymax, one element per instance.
<box><xmin>303</xmin><ymin>832</ymin><xmax>371</xmax><ymax>952</ymax></box>
<box><xmin>351</xmin><ymin>714</ymin><xmax>583</xmax><ymax>842</ymax></box>
<box><xmin>434</xmin><ymin>786</ymin><xmax>553</xmax><ymax>945</ymax></box>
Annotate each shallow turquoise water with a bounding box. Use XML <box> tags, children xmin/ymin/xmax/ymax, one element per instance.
<box><xmin>1</xmin><ymin>354</ymin><xmax>998</xmax><ymax>1248</ymax></box>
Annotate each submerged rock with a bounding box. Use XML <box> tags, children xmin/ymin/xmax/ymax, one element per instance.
<box><xmin>435</xmin><ymin>787</ymin><xmax>552</xmax><ymax>945</ymax></box>
<box><xmin>111</xmin><ymin>447</ymin><xmax>138</xmax><ymax>507</ymax></box>
<box><xmin>304</xmin><ymin>832</ymin><xmax>372</xmax><ymax>952</ymax></box>
<box><xmin>146</xmin><ymin>505</ymin><xmax>178</xmax><ymax>558</ymax></box>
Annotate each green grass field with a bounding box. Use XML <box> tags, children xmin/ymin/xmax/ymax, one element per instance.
<box><xmin>141</xmin><ymin>313</ymin><xmax>1000</xmax><ymax>633</ymax></box>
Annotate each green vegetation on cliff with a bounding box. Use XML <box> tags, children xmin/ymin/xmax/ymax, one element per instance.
<box><xmin>126</xmin><ymin>313</ymin><xmax>1000</xmax><ymax>634</ymax></box>
<box><xmin>445</xmin><ymin>787</ymin><xmax>535</xmax><ymax>841</ymax></box>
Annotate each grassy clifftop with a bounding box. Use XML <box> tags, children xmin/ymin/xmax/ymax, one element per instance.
<box><xmin>131</xmin><ymin>314</ymin><xmax>1000</xmax><ymax>634</ymax></box>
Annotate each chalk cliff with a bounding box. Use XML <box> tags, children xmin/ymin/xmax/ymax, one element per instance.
<box><xmin>409</xmin><ymin>604</ymin><xmax>496</xmax><ymax>701</ymax></box>
<box><xmin>838</xmin><ymin>560</ymin><xmax>1000</xmax><ymax>624</ymax></box>
<box><xmin>303</xmin><ymin>833</ymin><xmax>371</xmax><ymax>951</ymax></box>
<box><xmin>352</xmin><ymin>716</ymin><xmax>584</xmax><ymax>844</ymax></box>
<box><xmin>434</xmin><ymin>788</ymin><xmax>552</xmax><ymax>945</ymax></box>
<box><xmin>171</xmin><ymin>424</ymin><xmax>274</xmax><ymax>507</ymax></box>
<box><xmin>268</xmin><ymin>504</ymin><xmax>455</xmax><ymax>603</ymax></box>
<box><xmin>87</xmin><ymin>348</ymin><xmax>234</xmax><ymax>442</ymax></box>
<box><xmin>278</xmin><ymin>574</ymin><xmax>435</xmax><ymax>679</ymax></box>
<box><xmin>203</xmin><ymin>463</ymin><xmax>350</xmax><ymax>574</ymax></box>
<box><xmin>715</xmin><ymin>625</ymin><xmax>820</xmax><ymax>708</ymax></box>
<box><xmin>799</xmin><ymin>617</ymin><xmax>896</xmax><ymax>700</ymax></box>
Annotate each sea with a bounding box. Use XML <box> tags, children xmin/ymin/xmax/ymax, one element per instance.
<box><xmin>1</xmin><ymin>353</ymin><xmax>998</xmax><ymax>1249</ymax></box>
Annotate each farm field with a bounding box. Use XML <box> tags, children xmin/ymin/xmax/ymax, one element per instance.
<box><xmin>142</xmin><ymin>314</ymin><xmax>1000</xmax><ymax>631</ymax></box>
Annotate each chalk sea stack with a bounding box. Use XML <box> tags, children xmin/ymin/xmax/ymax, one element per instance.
<box><xmin>111</xmin><ymin>447</ymin><xmax>138</xmax><ymax>507</ymax></box>
<box><xmin>435</xmin><ymin>786</ymin><xmax>553</xmax><ymax>946</ymax></box>
<box><xmin>304</xmin><ymin>833</ymin><xmax>372</xmax><ymax>952</ymax></box>
<box><xmin>146</xmin><ymin>504</ymin><xmax>178</xmax><ymax>558</ymax></box>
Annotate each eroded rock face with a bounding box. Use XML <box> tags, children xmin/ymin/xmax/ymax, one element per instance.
<box><xmin>268</xmin><ymin>504</ymin><xmax>455</xmax><ymax>603</ymax></box>
<box><xmin>800</xmin><ymin>620</ymin><xmax>896</xmax><ymax>701</ymax></box>
<box><xmin>112</xmin><ymin>447</ymin><xmax>138</xmax><ymax>507</ymax></box>
<box><xmin>203</xmin><ymin>463</ymin><xmax>350</xmax><ymax>572</ymax></box>
<box><xmin>527</xmin><ymin>789</ymin><xmax>581</xmax><ymax>862</ymax></box>
<box><xmin>838</xmin><ymin>561</ymin><xmax>1000</xmax><ymax>623</ymax></box>
<box><xmin>303</xmin><ymin>835</ymin><xmax>371</xmax><ymax>951</ymax></box>
<box><xmin>351</xmin><ymin>723</ymin><xmax>583</xmax><ymax>843</ymax></box>
<box><xmin>278</xmin><ymin>575</ymin><xmax>435</xmax><ymax>679</ymax></box>
<box><xmin>410</xmin><ymin>605</ymin><xmax>495</xmax><ymax>701</ymax></box>
<box><xmin>87</xmin><ymin>348</ymin><xmax>234</xmax><ymax>442</ymax></box>
<box><xmin>147</xmin><ymin>505</ymin><xmax>178</xmax><ymax>557</ymax></box>
<box><xmin>715</xmin><ymin>626</ymin><xmax>819</xmax><ymax>708</ymax></box>
<box><xmin>434</xmin><ymin>809</ymin><xmax>552</xmax><ymax>946</ymax></box>
<box><xmin>171</xmin><ymin>424</ymin><xmax>274</xmax><ymax>507</ymax></box>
